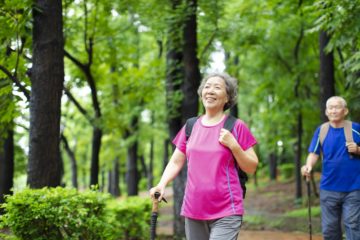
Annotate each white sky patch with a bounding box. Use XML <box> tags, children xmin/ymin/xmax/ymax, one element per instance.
<box><xmin>141</xmin><ymin>109</ymin><xmax>151</xmax><ymax>123</ymax></box>
<box><xmin>67</xmin><ymin>9</ymin><xmax>75</xmax><ymax>17</ymax></box>
<box><xmin>111</xmin><ymin>9</ymin><xmax>119</xmax><ymax>17</ymax></box>
<box><xmin>208</xmin><ymin>41</ymin><xmax>225</xmax><ymax>73</ymax></box>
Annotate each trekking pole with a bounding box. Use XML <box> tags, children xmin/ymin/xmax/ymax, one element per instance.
<box><xmin>305</xmin><ymin>176</ymin><xmax>312</xmax><ymax>240</ymax></box>
<box><xmin>150</xmin><ymin>192</ymin><xmax>167</xmax><ymax>240</ymax></box>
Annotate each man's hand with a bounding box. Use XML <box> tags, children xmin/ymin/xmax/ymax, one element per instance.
<box><xmin>346</xmin><ymin>142</ymin><xmax>359</xmax><ymax>155</ymax></box>
<box><xmin>301</xmin><ymin>165</ymin><xmax>312</xmax><ymax>180</ymax></box>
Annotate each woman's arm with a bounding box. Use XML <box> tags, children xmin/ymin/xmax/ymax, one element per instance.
<box><xmin>219</xmin><ymin>128</ymin><xmax>259</xmax><ymax>174</ymax></box>
<box><xmin>149</xmin><ymin>148</ymin><xmax>186</xmax><ymax>201</ymax></box>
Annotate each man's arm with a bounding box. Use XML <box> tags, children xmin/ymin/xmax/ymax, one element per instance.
<box><xmin>301</xmin><ymin>153</ymin><xmax>320</xmax><ymax>179</ymax></box>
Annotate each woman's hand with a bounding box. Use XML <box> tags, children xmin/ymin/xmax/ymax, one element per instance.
<box><xmin>219</xmin><ymin>128</ymin><xmax>238</xmax><ymax>150</ymax></box>
<box><xmin>149</xmin><ymin>185</ymin><xmax>166</xmax><ymax>202</ymax></box>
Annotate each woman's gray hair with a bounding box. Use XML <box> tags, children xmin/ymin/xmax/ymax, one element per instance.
<box><xmin>197</xmin><ymin>72</ymin><xmax>238</xmax><ymax>111</ymax></box>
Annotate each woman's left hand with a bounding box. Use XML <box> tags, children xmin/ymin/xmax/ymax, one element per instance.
<box><xmin>219</xmin><ymin>128</ymin><xmax>238</xmax><ymax>150</ymax></box>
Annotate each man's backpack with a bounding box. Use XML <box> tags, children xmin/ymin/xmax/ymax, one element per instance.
<box><xmin>185</xmin><ymin>115</ymin><xmax>248</xmax><ymax>198</ymax></box>
<box><xmin>319</xmin><ymin>120</ymin><xmax>353</xmax><ymax>146</ymax></box>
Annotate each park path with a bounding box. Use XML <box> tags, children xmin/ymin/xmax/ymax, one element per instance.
<box><xmin>155</xmin><ymin>186</ymin><xmax>323</xmax><ymax>240</ymax></box>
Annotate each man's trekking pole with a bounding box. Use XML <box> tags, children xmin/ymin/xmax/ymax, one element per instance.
<box><xmin>150</xmin><ymin>192</ymin><xmax>167</xmax><ymax>240</ymax></box>
<box><xmin>305</xmin><ymin>176</ymin><xmax>313</xmax><ymax>240</ymax></box>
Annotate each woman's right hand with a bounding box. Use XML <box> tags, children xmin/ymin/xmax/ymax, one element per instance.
<box><xmin>149</xmin><ymin>185</ymin><xmax>165</xmax><ymax>202</ymax></box>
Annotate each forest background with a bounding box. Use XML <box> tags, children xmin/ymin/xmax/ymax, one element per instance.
<box><xmin>0</xmin><ymin>0</ymin><xmax>360</xmax><ymax>238</ymax></box>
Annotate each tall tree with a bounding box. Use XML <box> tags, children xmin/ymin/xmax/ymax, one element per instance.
<box><xmin>319</xmin><ymin>31</ymin><xmax>335</xmax><ymax>122</ymax></box>
<box><xmin>0</xmin><ymin>130</ymin><xmax>14</xmax><ymax>213</ymax></box>
<box><xmin>27</xmin><ymin>0</ymin><xmax>64</xmax><ymax>187</ymax></box>
<box><xmin>166</xmin><ymin>0</ymin><xmax>185</xmax><ymax>237</ymax></box>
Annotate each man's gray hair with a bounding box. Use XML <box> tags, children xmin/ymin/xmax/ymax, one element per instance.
<box><xmin>326</xmin><ymin>96</ymin><xmax>347</xmax><ymax>108</ymax></box>
<box><xmin>197</xmin><ymin>73</ymin><xmax>238</xmax><ymax>111</ymax></box>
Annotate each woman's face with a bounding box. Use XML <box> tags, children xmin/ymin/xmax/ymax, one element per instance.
<box><xmin>201</xmin><ymin>76</ymin><xmax>228</xmax><ymax>112</ymax></box>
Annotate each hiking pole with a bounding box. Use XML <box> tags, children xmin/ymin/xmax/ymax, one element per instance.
<box><xmin>305</xmin><ymin>176</ymin><xmax>312</xmax><ymax>240</ymax></box>
<box><xmin>150</xmin><ymin>192</ymin><xmax>167</xmax><ymax>240</ymax></box>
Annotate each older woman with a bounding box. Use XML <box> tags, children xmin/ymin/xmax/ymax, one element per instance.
<box><xmin>150</xmin><ymin>73</ymin><xmax>259</xmax><ymax>240</ymax></box>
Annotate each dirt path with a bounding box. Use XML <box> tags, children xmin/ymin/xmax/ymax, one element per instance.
<box><xmin>156</xmin><ymin>180</ymin><xmax>323</xmax><ymax>239</ymax></box>
<box><xmin>239</xmin><ymin>230</ymin><xmax>322</xmax><ymax>240</ymax></box>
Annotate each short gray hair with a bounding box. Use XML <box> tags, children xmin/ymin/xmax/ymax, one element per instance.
<box><xmin>197</xmin><ymin>72</ymin><xmax>238</xmax><ymax>111</ymax></box>
<box><xmin>326</xmin><ymin>96</ymin><xmax>347</xmax><ymax>108</ymax></box>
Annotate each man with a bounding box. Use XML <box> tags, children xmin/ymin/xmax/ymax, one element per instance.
<box><xmin>301</xmin><ymin>96</ymin><xmax>360</xmax><ymax>240</ymax></box>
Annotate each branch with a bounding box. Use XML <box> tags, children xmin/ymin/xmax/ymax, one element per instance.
<box><xmin>0</xmin><ymin>64</ymin><xmax>30</xmax><ymax>100</ymax></box>
<box><xmin>64</xmin><ymin>49</ymin><xmax>87</xmax><ymax>72</ymax></box>
<box><xmin>63</xmin><ymin>87</ymin><xmax>93</xmax><ymax>124</ymax></box>
<box><xmin>199</xmin><ymin>30</ymin><xmax>217</xmax><ymax>61</ymax></box>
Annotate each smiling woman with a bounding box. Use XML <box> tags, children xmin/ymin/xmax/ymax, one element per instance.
<box><xmin>150</xmin><ymin>73</ymin><xmax>259</xmax><ymax>240</ymax></box>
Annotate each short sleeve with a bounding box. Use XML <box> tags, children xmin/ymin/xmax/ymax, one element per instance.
<box><xmin>232</xmin><ymin>120</ymin><xmax>257</xmax><ymax>151</ymax></box>
<box><xmin>172</xmin><ymin>125</ymin><xmax>187</xmax><ymax>154</ymax></box>
<box><xmin>308</xmin><ymin>126</ymin><xmax>321</xmax><ymax>155</ymax></box>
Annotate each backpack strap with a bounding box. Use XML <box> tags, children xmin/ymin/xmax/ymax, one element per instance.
<box><xmin>185</xmin><ymin>117</ymin><xmax>198</xmax><ymax>140</ymax></box>
<box><xmin>224</xmin><ymin>115</ymin><xmax>249</xmax><ymax>197</ymax></box>
<box><xmin>319</xmin><ymin>122</ymin><xmax>330</xmax><ymax>146</ymax></box>
<box><xmin>344</xmin><ymin>120</ymin><xmax>353</xmax><ymax>143</ymax></box>
<box><xmin>319</xmin><ymin>121</ymin><xmax>353</xmax><ymax>146</ymax></box>
<box><xmin>223</xmin><ymin>115</ymin><xmax>237</xmax><ymax>131</ymax></box>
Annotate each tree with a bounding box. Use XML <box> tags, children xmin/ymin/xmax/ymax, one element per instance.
<box><xmin>319</xmin><ymin>31</ymin><xmax>335</xmax><ymax>122</ymax></box>
<box><xmin>27</xmin><ymin>0</ymin><xmax>64</xmax><ymax>188</ymax></box>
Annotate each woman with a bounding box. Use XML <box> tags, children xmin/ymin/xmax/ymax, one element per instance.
<box><xmin>150</xmin><ymin>73</ymin><xmax>259</xmax><ymax>240</ymax></box>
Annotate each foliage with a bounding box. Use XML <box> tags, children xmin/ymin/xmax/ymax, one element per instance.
<box><xmin>0</xmin><ymin>187</ymin><xmax>113</xmax><ymax>240</ymax></box>
<box><xmin>0</xmin><ymin>187</ymin><xmax>152</xmax><ymax>240</ymax></box>
<box><xmin>278</xmin><ymin>163</ymin><xmax>294</xmax><ymax>180</ymax></box>
<box><xmin>1</xmin><ymin>0</ymin><xmax>360</xmax><ymax>196</ymax></box>
<box><xmin>107</xmin><ymin>197</ymin><xmax>151</xmax><ymax>239</ymax></box>
<box><xmin>285</xmin><ymin>206</ymin><xmax>321</xmax><ymax>218</ymax></box>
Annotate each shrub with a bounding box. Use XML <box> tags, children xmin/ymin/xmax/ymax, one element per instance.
<box><xmin>0</xmin><ymin>187</ymin><xmax>113</xmax><ymax>240</ymax></box>
<box><xmin>279</xmin><ymin>163</ymin><xmax>294</xmax><ymax>180</ymax></box>
<box><xmin>0</xmin><ymin>188</ymin><xmax>153</xmax><ymax>240</ymax></box>
<box><xmin>107</xmin><ymin>197</ymin><xmax>151</xmax><ymax>239</ymax></box>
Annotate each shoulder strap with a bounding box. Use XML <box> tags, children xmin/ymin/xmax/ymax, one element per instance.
<box><xmin>344</xmin><ymin>120</ymin><xmax>353</xmax><ymax>143</ymax></box>
<box><xmin>223</xmin><ymin>115</ymin><xmax>237</xmax><ymax>132</ymax></box>
<box><xmin>319</xmin><ymin>122</ymin><xmax>330</xmax><ymax>145</ymax></box>
<box><xmin>319</xmin><ymin>121</ymin><xmax>353</xmax><ymax>145</ymax></box>
<box><xmin>185</xmin><ymin>117</ymin><xmax>198</xmax><ymax>140</ymax></box>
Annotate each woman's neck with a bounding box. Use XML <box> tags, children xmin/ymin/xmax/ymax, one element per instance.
<box><xmin>202</xmin><ymin>111</ymin><xmax>225</xmax><ymax>126</ymax></box>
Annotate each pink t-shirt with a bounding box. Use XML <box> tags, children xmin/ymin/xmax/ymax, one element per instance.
<box><xmin>172</xmin><ymin>115</ymin><xmax>257</xmax><ymax>220</ymax></box>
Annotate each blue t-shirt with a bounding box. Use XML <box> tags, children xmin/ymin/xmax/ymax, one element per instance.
<box><xmin>308</xmin><ymin>122</ymin><xmax>360</xmax><ymax>192</ymax></box>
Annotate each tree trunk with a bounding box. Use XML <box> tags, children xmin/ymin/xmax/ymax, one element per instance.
<box><xmin>181</xmin><ymin>0</ymin><xmax>201</xmax><ymax>121</ymax></box>
<box><xmin>61</xmin><ymin>134</ymin><xmax>78</xmax><ymax>188</ymax></box>
<box><xmin>0</xmin><ymin>130</ymin><xmax>14</xmax><ymax>213</ymax></box>
<box><xmin>269</xmin><ymin>152</ymin><xmax>277</xmax><ymax>180</ymax></box>
<box><xmin>27</xmin><ymin>0</ymin><xmax>64</xmax><ymax>188</ymax></box>
<box><xmin>148</xmin><ymin>137</ymin><xmax>154</xmax><ymax>189</ymax></box>
<box><xmin>319</xmin><ymin>31</ymin><xmax>335</xmax><ymax>122</ymax></box>
<box><xmin>127</xmin><ymin>139</ymin><xmax>139</xmax><ymax>196</ymax></box>
<box><xmin>108</xmin><ymin>157</ymin><xmax>120</xmax><ymax>197</ymax></box>
<box><xmin>90</xmin><ymin>127</ymin><xmax>102</xmax><ymax>186</ymax></box>
<box><xmin>295</xmin><ymin>113</ymin><xmax>303</xmax><ymax>199</ymax></box>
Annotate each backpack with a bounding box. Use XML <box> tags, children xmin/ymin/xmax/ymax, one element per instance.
<box><xmin>185</xmin><ymin>115</ymin><xmax>248</xmax><ymax>198</ymax></box>
<box><xmin>319</xmin><ymin>120</ymin><xmax>353</xmax><ymax>146</ymax></box>
<box><xmin>319</xmin><ymin>120</ymin><xmax>357</xmax><ymax>158</ymax></box>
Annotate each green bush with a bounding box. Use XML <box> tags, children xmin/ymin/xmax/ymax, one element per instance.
<box><xmin>279</xmin><ymin>163</ymin><xmax>294</xmax><ymax>180</ymax></box>
<box><xmin>0</xmin><ymin>187</ymin><xmax>113</xmax><ymax>240</ymax></box>
<box><xmin>107</xmin><ymin>197</ymin><xmax>151</xmax><ymax>239</ymax></box>
<box><xmin>0</xmin><ymin>187</ymin><xmax>153</xmax><ymax>240</ymax></box>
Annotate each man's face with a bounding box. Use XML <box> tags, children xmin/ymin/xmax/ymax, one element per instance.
<box><xmin>325</xmin><ymin>98</ymin><xmax>348</xmax><ymax>122</ymax></box>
